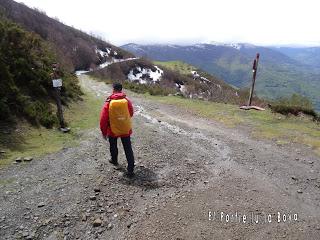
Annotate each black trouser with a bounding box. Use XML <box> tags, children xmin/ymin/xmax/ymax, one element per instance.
<box><xmin>108</xmin><ymin>136</ymin><xmax>135</xmax><ymax>173</ymax></box>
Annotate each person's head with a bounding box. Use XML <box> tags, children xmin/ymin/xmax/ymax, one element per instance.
<box><xmin>113</xmin><ymin>83</ymin><xmax>122</xmax><ymax>92</ymax></box>
<box><xmin>52</xmin><ymin>63</ymin><xmax>59</xmax><ymax>71</ymax></box>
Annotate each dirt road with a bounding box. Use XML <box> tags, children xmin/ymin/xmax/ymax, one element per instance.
<box><xmin>1</xmin><ymin>75</ymin><xmax>319</xmax><ymax>240</ymax></box>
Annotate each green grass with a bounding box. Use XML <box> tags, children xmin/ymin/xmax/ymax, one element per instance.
<box><xmin>154</xmin><ymin>60</ymin><xmax>196</xmax><ymax>75</ymax></box>
<box><xmin>146</xmin><ymin>95</ymin><xmax>320</xmax><ymax>156</ymax></box>
<box><xmin>0</xmin><ymin>90</ymin><xmax>102</xmax><ymax>167</ymax></box>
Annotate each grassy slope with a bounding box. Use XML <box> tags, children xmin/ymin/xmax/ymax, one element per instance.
<box><xmin>146</xmin><ymin>95</ymin><xmax>320</xmax><ymax>156</ymax></box>
<box><xmin>0</xmin><ymin>90</ymin><xmax>102</xmax><ymax>167</ymax></box>
<box><xmin>154</xmin><ymin>61</ymin><xmax>196</xmax><ymax>75</ymax></box>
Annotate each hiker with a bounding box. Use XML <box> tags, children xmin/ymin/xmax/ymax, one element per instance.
<box><xmin>100</xmin><ymin>83</ymin><xmax>135</xmax><ymax>177</ymax></box>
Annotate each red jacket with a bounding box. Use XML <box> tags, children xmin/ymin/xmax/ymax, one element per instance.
<box><xmin>100</xmin><ymin>92</ymin><xmax>134</xmax><ymax>138</ymax></box>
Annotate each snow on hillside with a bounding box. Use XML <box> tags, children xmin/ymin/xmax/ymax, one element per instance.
<box><xmin>75</xmin><ymin>55</ymin><xmax>138</xmax><ymax>75</ymax></box>
<box><xmin>191</xmin><ymin>71</ymin><xmax>210</xmax><ymax>83</ymax></box>
<box><xmin>95</xmin><ymin>47</ymin><xmax>119</xmax><ymax>58</ymax></box>
<box><xmin>208</xmin><ymin>41</ymin><xmax>242</xmax><ymax>50</ymax></box>
<box><xmin>98</xmin><ymin>57</ymin><xmax>137</xmax><ymax>69</ymax></box>
<box><xmin>191</xmin><ymin>70</ymin><xmax>200</xmax><ymax>78</ymax></box>
<box><xmin>128</xmin><ymin>66</ymin><xmax>163</xmax><ymax>84</ymax></box>
<box><xmin>191</xmin><ymin>70</ymin><xmax>222</xmax><ymax>90</ymax></box>
<box><xmin>122</xmin><ymin>43</ymin><xmax>145</xmax><ymax>52</ymax></box>
<box><xmin>175</xmin><ymin>82</ymin><xmax>187</xmax><ymax>94</ymax></box>
<box><xmin>95</xmin><ymin>48</ymin><xmax>110</xmax><ymax>57</ymax></box>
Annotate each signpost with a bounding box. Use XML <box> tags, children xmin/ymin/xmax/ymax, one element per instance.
<box><xmin>239</xmin><ymin>53</ymin><xmax>265</xmax><ymax>111</ymax></box>
<box><xmin>248</xmin><ymin>53</ymin><xmax>260</xmax><ymax>106</ymax></box>
<box><xmin>51</xmin><ymin>64</ymin><xmax>70</xmax><ymax>133</ymax></box>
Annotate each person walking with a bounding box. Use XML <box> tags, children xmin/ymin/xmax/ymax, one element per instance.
<box><xmin>100</xmin><ymin>83</ymin><xmax>135</xmax><ymax>177</ymax></box>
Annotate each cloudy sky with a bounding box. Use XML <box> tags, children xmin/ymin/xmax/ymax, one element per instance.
<box><xmin>18</xmin><ymin>0</ymin><xmax>320</xmax><ymax>46</ymax></box>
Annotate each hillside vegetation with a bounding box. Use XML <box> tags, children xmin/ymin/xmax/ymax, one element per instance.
<box><xmin>0</xmin><ymin>15</ymin><xmax>81</xmax><ymax>127</ymax></box>
<box><xmin>90</xmin><ymin>59</ymin><xmax>262</xmax><ymax>106</ymax></box>
<box><xmin>270</xmin><ymin>94</ymin><xmax>319</xmax><ymax>121</ymax></box>
<box><xmin>154</xmin><ymin>60</ymin><xmax>264</xmax><ymax>105</ymax></box>
<box><xmin>154</xmin><ymin>60</ymin><xmax>196</xmax><ymax>75</ymax></box>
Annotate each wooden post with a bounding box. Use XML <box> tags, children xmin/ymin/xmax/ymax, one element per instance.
<box><xmin>51</xmin><ymin>63</ymin><xmax>69</xmax><ymax>132</ymax></box>
<box><xmin>248</xmin><ymin>53</ymin><xmax>260</xmax><ymax>106</ymax></box>
<box><xmin>54</xmin><ymin>86</ymin><xmax>65</xmax><ymax>129</ymax></box>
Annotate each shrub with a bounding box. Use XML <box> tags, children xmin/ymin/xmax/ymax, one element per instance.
<box><xmin>0</xmin><ymin>16</ymin><xmax>82</xmax><ymax>127</ymax></box>
<box><xmin>23</xmin><ymin>101</ymin><xmax>57</xmax><ymax>128</ymax></box>
<box><xmin>122</xmin><ymin>82</ymin><xmax>175</xmax><ymax>96</ymax></box>
<box><xmin>270</xmin><ymin>94</ymin><xmax>319</xmax><ymax>121</ymax></box>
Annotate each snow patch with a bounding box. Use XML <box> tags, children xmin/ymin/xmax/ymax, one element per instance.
<box><xmin>96</xmin><ymin>47</ymin><xmax>119</xmax><ymax>59</ymax></box>
<box><xmin>96</xmin><ymin>48</ymin><xmax>109</xmax><ymax>58</ymax></box>
<box><xmin>180</xmin><ymin>85</ymin><xmax>187</xmax><ymax>94</ymax></box>
<box><xmin>75</xmin><ymin>70</ymin><xmax>90</xmax><ymax>76</ymax></box>
<box><xmin>200</xmin><ymin>76</ymin><xmax>210</xmax><ymax>83</ymax></box>
<box><xmin>191</xmin><ymin>71</ymin><xmax>200</xmax><ymax>78</ymax></box>
<box><xmin>191</xmin><ymin>71</ymin><xmax>211</xmax><ymax>83</ymax></box>
<box><xmin>75</xmin><ymin>57</ymin><xmax>138</xmax><ymax>75</ymax></box>
<box><xmin>128</xmin><ymin>66</ymin><xmax>163</xmax><ymax>84</ymax></box>
<box><xmin>98</xmin><ymin>57</ymin><xmax>138</xmax><ymax>69</ymax></box>
<box><xmin>125</xmin><ymin>43</ymin><xmax>144</xmax><ymax>51</ymax></box>
<box><xmin>209</xmin><ymin>41</ymin><xmax>242</xmax><ymax>50</ymax></box>
<box><xmin>194</xmin><ymin>44</ymin><xmax>206</xmax><ymax>49</ymax></box>
<box><xmin>105</xmin><ymin>48</ymin><xmax>111</xmax><ymax>54</ymax></box>
<box><xmin>176</xmin><ymin>82</ymin><xmax>187</xmax><ymax>94</ymax></box>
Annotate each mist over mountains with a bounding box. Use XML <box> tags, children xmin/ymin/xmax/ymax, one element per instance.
<box><xmin>122</xmin><ymin>43</ymin><xmax>320</xmax><ymax>111</ymax></box>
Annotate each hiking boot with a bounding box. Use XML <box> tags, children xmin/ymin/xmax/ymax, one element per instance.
<box><xmin>126</xmin><ymin>171</ymin><xmax>135</xmax><ymax>179</ymax></box>
<box><xmin>109</xmin><ymin>159</ymin><xmax>118</xmax><ymax>166</ymax></box>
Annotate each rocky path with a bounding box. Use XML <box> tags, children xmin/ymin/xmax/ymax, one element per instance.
<box><xmin>0</xmin><ymin>75</ymin><xmax>319</xmax><ymax>240</ymax></box>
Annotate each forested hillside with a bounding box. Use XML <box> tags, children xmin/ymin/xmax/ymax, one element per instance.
<box><xmin>0</xmin><ymin>15</ymin><xmax>81</xmax><ymax>127</ymax></box>
<box><xmin>0</xmin><ymin>0</ymin><xmax>134</xmax><ymax>72</ymax></box>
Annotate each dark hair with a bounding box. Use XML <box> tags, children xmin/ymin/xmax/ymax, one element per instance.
<box><xmin>113</xmin><ymin>83</ymin><xmax>122</xmax><ymax>92</ymax></box>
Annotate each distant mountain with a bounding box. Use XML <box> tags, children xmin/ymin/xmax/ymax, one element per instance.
<box><xmin>122</xmin><ymin>43</ymin><xmax>320</xmax><ymax>111</ymax></box>
<box><xmin>0</xmin><ymin>0</ymin><xmax>134</xmax><ymax>72</ymax></box>
<box><xmin>271</xmin><ymin>46</ymin><xmax>320</xmax><ymax>70</ymax></box>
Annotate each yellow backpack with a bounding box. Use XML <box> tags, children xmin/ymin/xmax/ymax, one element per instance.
<box><xmin>109</xmin><ymin>99</ymin><xmax>132</xmax><ymax>136</ymax></box>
